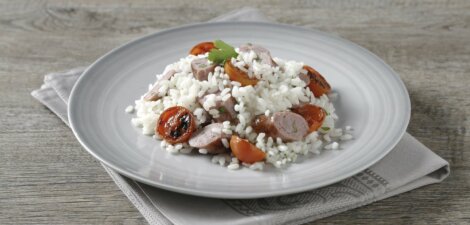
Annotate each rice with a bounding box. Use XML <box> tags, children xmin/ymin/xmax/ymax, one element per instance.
<box><xmin>324</xmin><ymin>142</ymin><xmax>339</xmax><ymax>150</ymax></box>
<box><xmin>227</xmin><ymin>163</ymin><xmax>240</xmax><ymax>170</ymax></box>
<box><xmin>340</xmin><ymin>134</ymin><xmax>353</xmax><ymax>141</ymax></box>
<box><xmin>130</xmin><ymin>45</ymin><xmax>353</xmax><ymax>170</ymax></box>
<box><xmin>198</xmin><ymin>149</ymin><xmax>208</xmax><ymax>154</ymax></box>
<box><xmin>125</xmin><ymin>105</ymin><xmax>134</xmax><ymax>114</ymax></box>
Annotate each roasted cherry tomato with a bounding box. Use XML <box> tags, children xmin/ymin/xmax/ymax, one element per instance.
<box><xmin>189</xmin><ymin>42</ymin><xmax>215</xmax><ymax>55</ymax></box>
<box><xmin>251</xmin><ymin>115</ymin><xmax>271</xmax><ymax>135</ymax></box>
<box><xmin>291</xmin><ymin>104</ymin><xmax>326</xmax><ymax>133</ymax></box>
<box><xmin>224</xmin><ymin>60</ymin><xmax>258</xmax><ymax>86</ymax></box>
<box><xmin>229</xmin><ymin>135</ymin><xmax>266</xmax><ymax>163</ymax></box>
<box><xmin>303</xmin><ymin>65</ymin><xmax>331</xmax><ymax>97</ymax></box>
<box><xmin>156</xmin><ymin>106</ymin><xmax>196</xmax><ymax>144</ymax></box>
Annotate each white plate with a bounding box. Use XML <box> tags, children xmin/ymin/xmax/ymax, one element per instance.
<box><xmin>69</xmin><ymin>22</ymin><xmax>410</xmax><ymax>199</ymax></box>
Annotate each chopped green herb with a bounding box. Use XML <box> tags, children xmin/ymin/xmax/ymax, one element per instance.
<box><xmin>208</xmin><ymin>40</ymin><xmax>238</xmax><ymax>65</ymax></box>
<box><xmin>321</xmin><ymin>127</ymin><xmax>330</xmax><ymax>131</ymax></box>
<box><xmin>218</xmin><ymin>107</ymin><xmax>226</xmax><ymax>114</ymax></box>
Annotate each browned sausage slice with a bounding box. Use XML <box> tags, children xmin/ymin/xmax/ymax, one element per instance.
<box><xmin>191</xmin><ymin>58</ymin><xmax>216</xmax><ymax>81</ymax></box>
<box><xmin>239</xmin><ymin>43</ymin><xmax>276</xmax><ymax>67</ymax></box>
<box><xmin>252</xmin><ymin>111</ymin><xmax>308</xmax><ymax>142</ymax></box>
<box><xmin>143</xmin><ymin>69</ymin><xmax>176</xmax><ymax>101</ymax></box>
<box><xmin>188</xmin><ymin>123</ymin><xmax>230</xmax><ymax>154</ymax></box>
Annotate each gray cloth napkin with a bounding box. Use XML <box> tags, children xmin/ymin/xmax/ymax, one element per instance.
<box><xmin>31</xmin><ymin>8</ymin><xmax>449</xmax><ymax>225</ymax></box>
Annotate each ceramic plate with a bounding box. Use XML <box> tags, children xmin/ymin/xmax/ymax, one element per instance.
<box><xmin>69</xmin><ymin>22</ymin><xmax>410</xmax><ymax>199</ymax></box>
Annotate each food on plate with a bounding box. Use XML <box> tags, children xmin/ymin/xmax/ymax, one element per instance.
<box><xmin>230</xmin><ymin>135</ymin><xmax>266</xmax><ymax>164</ymax></box>
<box><xmin>130</xmin><ymin>40</ymin><xmax>352</xmax><ymax>170</ymax></box>
<box><xmin>252</xmin><ymin>111</ymin><xmax>309</xmax><ymax>142</ymax></box>
<box><xmin>156</xmin><ymin>106</ymin><xmax>196</xmax><ymax>144</ymax></box>
<box><xmin>143</xmin><ymin>70</ymin><xmax>176</xmax><ymax>101</ymax></box>
<box><xmin>188</xmin><ymin>123</ymin><xmax>230</xmax><ymax>154</ymax></box>
<box><xmin>189</xmin><ymin>41</ymin><xmax>215</xmax><ymax>56</ymax></box>
<box><xmin>191</xmin><ymin>58</ymin><xmax>216</xmax><ymax>81</ymax></box>
<box><xmin>224</xmin><ymin>60</ymin><xmax>258</xmax><ymax>86</ymax></box>
<box><xmin>291</xmin><ymin>104</ymin><xmax>326</xmax><ymax>133</ymax></box>
<box><xmin>303</xmin><ymin>65</ymin><xmax>331</xmax><ymax>97</ymax></box>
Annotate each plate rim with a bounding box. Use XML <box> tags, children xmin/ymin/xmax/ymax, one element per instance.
<box><xmin>68</xmin><ymin>21</ymin><xmax>411</xmax><ymax>199</ymax></box>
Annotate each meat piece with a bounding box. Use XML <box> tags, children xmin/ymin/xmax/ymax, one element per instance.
<box><xmin>239</xmin><ymin>43</ymin><xmax>276</xmax><ymax>67</ymax></box>
<box><xmin>191</xmin><ymin>58</ymin><xmax>216</xmax><ymax>81</ymax></box>
<box><xmin>198</xmin><ymin>108</ymin><xmax>212</xmax><ymax>126</ymax></box>
<box><xmin>272</xmin><ymin>111</ymin><xmax>309</xmax><ymax>141</ymax></box>
<box><xmin>198</xmin><ymin>92</ymin><xmax>237</xmax><ymax>123</ymax></box>
<box><xmin>252</xmin><ymin>111</ymin><xmax>308</xmax><ymax>142</ymax></box>
<box><xmin>188</xmin><ymin>123</ymin><xmax>230</xmax><ymax>154</ymax></box>
<box><xmin>213</xmin><ymin>96</ymin><xmax>237</xmax><ymax>122</ymax></box>
<box><xmin>144</xmin><ymin>69</ymin><xmax>176</xmax><ymax>101</ymax></box>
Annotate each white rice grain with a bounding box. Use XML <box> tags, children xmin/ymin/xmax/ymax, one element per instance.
<box><xmin>125</xmin><ymin>105</ymin><xmax>134</xmax><ymax>113</ymax></box>
<box><xmin>340</xmin><ymin>134</ymin><xmax>353</xmax><ymax>141</ymax></box>
<box><xmin>278</xmin><ymin>145</ymin><xmax>288</xmax><ymax>152</ymax></box>
<box><xmin>249</xmin><ymin>162</ymin><xmax>264</xmax><ymax>170</ymax></box>
<box><xmin>228</xmin><ymin>163</ymin><xmax>240</xmax><ymax>170</ymax></box>
<box><xmin>218</xmin><ymin>156</ymin><xmax>226</xmax><ymax>166</ymax></box>
<box><xmin>199</xmin><ymin>149</ymin><xmax>208</xmax><ymax>154</ymax></box>
<box><xmin>231</xmin><ymin>157</ymin><xmax>239</xmax><ymax>164</ymax></box>
<box><xmin>221</xmin><ymin>138</ymin><xmax>229</xmax><ymax>148</ymax></box>
<box><xmin>331</xmin><ymin>142</ymin><xmax>339</xmax><ymax>150</ymax></box>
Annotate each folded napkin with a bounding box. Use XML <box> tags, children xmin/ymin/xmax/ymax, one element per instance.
<box><xmin>31</xmin><ymin>8</ymin><xmax>449</xmax><ymax>225</ymax></box>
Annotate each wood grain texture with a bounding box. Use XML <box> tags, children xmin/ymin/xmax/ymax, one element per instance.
<box><xmin>0</xmin><ymin>0</ymin><xmax>469</xmax><ymax>224</ymax></box>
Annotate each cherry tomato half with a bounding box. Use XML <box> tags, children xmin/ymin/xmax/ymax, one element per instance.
<box><xmin>156</xmin><ymin>106</ymin><xmax>196</xmax><ymax>144</ymax></box>
<box><xmin>189</xmin><ymin>42</ymin><xmax>215</xmax><ymax>56</ymax></box>
<box><xmin>229</xmin><ymin>135</ymin><xmax>266</xmax><ymax>163</ymax></box>
<box><xmin>251</xmin><ymin>115</ymin><xmax>272</xmax><ymax>135</ymax></box>
<box><xmin>224</xmin><ymin>60</ymin><xmax>258</xmax><ymax>86</ymax></box>
<box><xmin>303</xmin><ymin>65</ymin><xmax>331</xmax><ymax>97</ymax></box>
<box><xmin>291</xmin><ymin>104</ymin><xmax>326</xmax><ymax>133</ymax></box>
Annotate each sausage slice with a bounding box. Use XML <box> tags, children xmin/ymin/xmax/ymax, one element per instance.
<box><xmin>143</xmin><ymin>69</ymin><xmax>176</xmax><ymax>101</ymax></box>
<box><xmin>239</xmin><ymin>43</ymin><xmax>276</xmax><ymax>67</ymax></box>
<box><xmin>272</xmin><ymin>111</ymin><xmax>309</xmax><ymax>141</ymax></box>
<box><xmin>252</xmin><ymin>111</ymin><xmax>308</xmax><ymax>142</ymax></box>
<box><xmin>191</xmin><ymin>58</ymin><xmax>216</xmax><ymax>81</ymax></box>
<box><xmin>188</xmin><ymin>123</ymin><xmax>230</xmax><ymax>154</ymax></box>
<box><xmin>198</xmin><ymin>92</ymin><xmax>237</xmax><ymax>123</ymax></box>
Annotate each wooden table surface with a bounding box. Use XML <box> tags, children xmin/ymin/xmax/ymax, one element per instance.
<box><xmin>1</xmin><ymin>0</ymin><xmax>469</xmax><ymax>224</ymax></box>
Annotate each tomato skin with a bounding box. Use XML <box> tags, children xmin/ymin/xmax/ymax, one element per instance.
<box><xmin>224</xmin><ymin>60</ymin><xmax>258</xmax><ymax>86</ymax></box>
<box><xmin>303</xmin><ymin>65</ymin><xmax>331</xmax><ymax>97</ymax></box>
<box><xmin>291</xmin><ymin>104</ymin><xmax>326</xmax><ymax>133</ymax></box>
<box><xmin>156</xmin><ymin>106</ymin><xmax>196</xmax><ymax>144</ymax></box>
<box><xmin>229</xmin><ymin>135</ymin><xmax>266</xmax><ymax>163</ymax></box>
<box><xmin>189</xmin><ymin>42</ymin><xmax>215</xmax><ymax>55</ymax></box>
<box><xmin>251</xmin><ymin>115</ymin><xmax>272</xmax><ymax>136</ymax></box>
